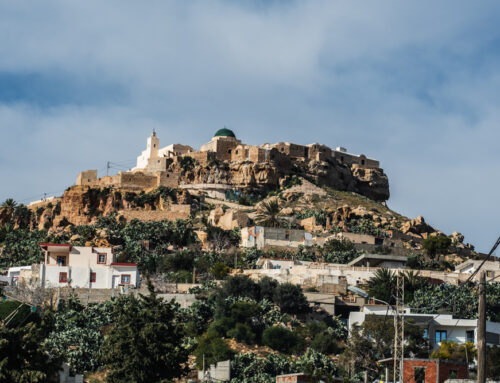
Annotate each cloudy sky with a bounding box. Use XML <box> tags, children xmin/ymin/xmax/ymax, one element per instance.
<box><xmin>0</xmin><ymin>1</ymin><xmax>499</xmax><ymax>252</ymax></box>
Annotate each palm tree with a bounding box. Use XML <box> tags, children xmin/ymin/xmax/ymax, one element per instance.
<box><xmin>1</xmin><ymin>198</ymin><xmax>17</xmax><ymax>214</ymax></box>
<box><xmin>366</xmin><ymin>268</ymin><xmax>396</xmax><ymax>304</ymax></box>
<box><xmin>255</xmin><ymin>200</ymin><xmax>287</xmax><ymax>228</ymax></box>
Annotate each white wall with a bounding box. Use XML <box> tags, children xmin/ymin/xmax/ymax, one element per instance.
<box><xmin>40</xmin><ymin>264</ymin><xmax>138</xmax><ymax>289</ymax></box>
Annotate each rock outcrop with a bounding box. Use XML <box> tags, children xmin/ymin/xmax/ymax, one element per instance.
<box><xmin>170</xmin><ymin>157</ymin><xmax>390</xmax><ymax>201</ymax></box>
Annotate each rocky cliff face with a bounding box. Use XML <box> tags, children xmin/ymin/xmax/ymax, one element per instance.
<box><xmin>19</xmin><ymin>186</ymin><xmax>193</xmax><ymax>229</ymax></box>
<box><xmin>171</xmin><ymin>158</ymin><xmax>390</xmax><ymax>201</ymax></box>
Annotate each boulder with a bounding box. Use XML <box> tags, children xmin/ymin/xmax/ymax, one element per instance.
<box><xmin>401</xmin><ymin>216</ymin><xmax>435</xmax><ymax>236</ymax></box>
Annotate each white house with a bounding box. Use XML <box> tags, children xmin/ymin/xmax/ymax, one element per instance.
<box><xmin>348</xmin><ymin>304</ymin><xmax>500</xmax><ymax>349</ymax></box>
<box><xmin>39</xmin><ymin>243</ymin><xmax>139</xmax><ymax>289</ymax></box>
<box><xmin>454</xmin><ymin>259</ymin><xmax>500</xmax><ymax>280</ymax></box>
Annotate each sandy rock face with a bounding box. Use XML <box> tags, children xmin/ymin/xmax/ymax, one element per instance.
<box><xmin>175</xmin><ymin>157</ymin><xmax>390</xmax><ymax>201</ymax></box>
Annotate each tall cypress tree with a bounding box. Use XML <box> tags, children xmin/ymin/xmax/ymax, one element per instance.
<box><xmin>100</xmin><ymin>282</ymin><xmax>188</xmax><ymax>383</ymax></box>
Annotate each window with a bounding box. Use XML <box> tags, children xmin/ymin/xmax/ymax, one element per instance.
<box><xmin>235</xmin><ymin>150</ymin><xmax>239</xmax><ymax>154</ymax></box>
<box><xmin>59</xmin><ymin>272</ymin><xmax>68</xmax><ymax>283</ymax></box>
<box><xmin>57</xmin><ymin>256</ymin><xmax>66</xmax><ymax>266</ymax></box>
<box><xmin>487</xmin><ymin>270</ymin><xmax>494</xmax><ymax>278</ymax></box>
<box><xmin>423</xmin><ymin>328</ymin><xmax>428</xmax><ymax>339</ymax></box>
<box><xmin>361</xmin><ymin>159</ymin><xmax>365</xmax><ymax>165</ymax></box>
<box><xmin>414</xmin><ymin>367</ymin><xmax>425</xmax><ymax>383</ymax></box>
<box><xmin>90</xmin><ymin>272</ymin><xmax>96</xmax><ymax>283</ymax></box>
<box><xmin>435</xmin><ymin>330</ymin><xmax>447</xmax><ymax>343</ymax></box>
<box><xmin>97</xmin><ymin>253</ymin><xmax>107</xmax><ymax>264</ymax></box>
<box><xmin>466</xmin><ymin>330</ymin><xmax>474</xmax><ymax>343</ymax></box>
<box><xmin>121</xmin><ymin>274</ymin><xmax>131</xmax><ymax>284</ymax></box>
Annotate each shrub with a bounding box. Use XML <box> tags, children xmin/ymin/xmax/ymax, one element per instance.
<box><xmin>210</xmin><ymin>262</ymin><xmax>230</xmax><ymax>279</ymax></box>
<box><xmin>227</xmin><ymin>323</ymin><xmax>256</xmax><ymax>344</ymax></box>
<box><xmin>194</xmin><ymin>332</ymin><xmax>234</xmax><ymax>368</ymax></box>
<box><xmin>422</xmin><ymin>236</ymin><xmax>452</xmax><ymax>257</ymax></box>
<box><xmin>262</xmin><ymin>326</ymin><xmax>301</xmax><ymax>354</ymax></box>
<box><xmin>273</xmin><ymin>283</ymin><xmax>310</xmax><ymax>315</ymax></box>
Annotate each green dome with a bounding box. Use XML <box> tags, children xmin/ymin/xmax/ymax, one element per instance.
<box><xmin>214</xmin><ymin>128</ymin><xmax>236</xmax><ymax>138</ymax></box>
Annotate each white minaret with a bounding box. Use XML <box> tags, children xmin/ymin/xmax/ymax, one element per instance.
<box><xmin>146</xmin><ymin>130</ymin><xmax>160</xmax><ymax>159</ymax></box>
<box><xmin>133</xmin><ymin>130</ymin><xmax>161</xmax><ymax>170</ymax></box>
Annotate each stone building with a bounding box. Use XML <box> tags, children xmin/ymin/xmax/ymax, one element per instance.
<box><xmin>74</xmin><ymin>128</ymin><xmax>383</xmax><ymax>193</ymax></box>
<box><xmin>200</xmin><ymin>128</ymin><xmax>242</xmax><ymax>161</ymax></box>
<box><xmin>240</xmin><ymin>226</ymin><xmax>313</xmax><ymax>249</ymax></box>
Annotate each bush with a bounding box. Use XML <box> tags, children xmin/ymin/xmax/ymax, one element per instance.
<box><xmin>262</xmin><ymin>326</ymin><xmax>302</xmax><ymax>354</ymax></box>
<box><xmin>227</xmin><ymin>323</ymin><xmax>256</xmax><ymax>344</ymax></box>
<box><xmin>194</xmin><ymin>332</ymin><xmax>235</xmax><ymax>368</ymax></box>
<box><xmin>210</xmin><ymin>262</ymin><xmax>230</xmax><ymax>279</ymax></box>
<box><xmin>422</xmin><ymin>236</ymin><xmax>451</xmax><ymax>257</ymax></box>
<box><xmin>310</xmin><ymin>332</ymin><xmax>341</xmax><ymax>355</ymax></box>
<box><xmin>273</xmin><ymin>283</ymin><xmax>310</xmax><ymax>315</ymax></box>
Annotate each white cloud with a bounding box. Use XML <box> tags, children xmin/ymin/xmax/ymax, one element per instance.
<box><xmin>1</xmin><ymin>0</ymin><xmax>500</xmax><ymax>251</ymax></box>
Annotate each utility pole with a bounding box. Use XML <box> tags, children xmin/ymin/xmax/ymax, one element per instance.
<box><xmin>394</xmin><ymin>273</ymin><xmax>405</xmax><ymax>383</ymax></box>
<box><xmin>478</xmin><ymin>271</ymin><xmax>486</xmax><ymax>383</ymax></box>
<box><xmin>106</xmin><ymin>161</ymin><xmax>110</xmax><ymax>176</ymax></box>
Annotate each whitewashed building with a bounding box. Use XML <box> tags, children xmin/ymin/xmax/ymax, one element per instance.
<box><xmin>39</xmin><ymin>243</ymin><xmax>139</xmax><ymax>289</ymax></box>
<box><xmin>348</xmin><ymin>305</ymin><xmax>500</xmax><ymax>349</ymax></box>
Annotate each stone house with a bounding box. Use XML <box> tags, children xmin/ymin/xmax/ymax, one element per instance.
<box><xmin>240</xmin><ymin>226</ymin><xmax>313</xmax><ymax>249</ymax></box>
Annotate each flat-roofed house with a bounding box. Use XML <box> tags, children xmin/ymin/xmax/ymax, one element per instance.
<box><xmin>40</xmin><ymin>243</ymin><xmax>139</xmax><ymax>289</ymax></box>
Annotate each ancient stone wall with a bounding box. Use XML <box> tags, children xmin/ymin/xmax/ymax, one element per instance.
<box><xmin>157</xmin><ymin>172</ymin><xmax>180</xmax><ymax>188</ymax></box>
<box><xmin>118</xmin><ymin>172</ymin><xmax>157</xmax><ymax>189</ymax></box>
<box><xmin>214</xmin><ymin>137</ymin><xmax>239</xmax><ymax>161</ymax></box>
<box><xmin>119</xmin><ymin>204</ymin><xmax>191</xmax><ymax>222</ymax></box>
<box><xmin>76</xmin><ymin>170</ymin><xmax>98</xmax><ymax>186</ymax></box>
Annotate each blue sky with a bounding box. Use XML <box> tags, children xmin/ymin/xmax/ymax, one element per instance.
<box><xmin>1</xmin><ymin>1</ymin><xmax>499</xmax><ymax>252</ymax></box>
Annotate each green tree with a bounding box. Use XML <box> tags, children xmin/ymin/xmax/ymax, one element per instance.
<box><xmin>44</xmin><ymin>297</ymin><xmax>116</xmax><ymax>374</ymax></box>
<box><xmin>255</xmin><ymin>200</ymin><xmax>286</xmax><ymax>228</ymax></box>
<box><xmin>422</xmin><ymin>236</ymin><xmax>451</xmax><ymax>257</ymax></box>
<box><xmin>194</xmin><ymin>331</ymin><xmax>235</xmax><ymax>368</ymax></box>
<box><xmin>273</xmin><ymin>283</ymin><xmax>310</xmax><ymax>315</ymax></box>
<box><xmin>210</xmin><ymin>262</ymin><xmax>230</xmax><ymax>279</ymax></box>
<box><xmin>320</xmin><ymin>238</ymin><xmax>360</xmax><ymax>264</ymax></box>
<box><xmin>341</xmin><ymin>315</ymin><xmax>427</xmax><ymax>381</ymax></box>
<box><xmin>366</xmin><ymin>268</ymin><xmax>396</xmax><ymax>304</ymax></box>
<box><xmin>219</xmin><ymin>275</ymin><xmax>260</xmax><ymax>300</ymax></box>
<box><xmin>0</xmin><ymin>321</ymin><xmax>61</xmax><ymax>383</ymax></box>
<box><xmin>100</xmin><ymin>283</ymin><xmax>188</xmax><ymax>383</ymax></box>
<box><xmin>262</xmin><ymin>326</ymin><xmax>302</xmax><ymax>354</ymax></box>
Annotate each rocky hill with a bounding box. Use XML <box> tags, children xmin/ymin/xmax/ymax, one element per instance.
<box><xmin>168</xmin><ymin>155</ymin><xmax>390</xmax><ymax>202</ymax></box>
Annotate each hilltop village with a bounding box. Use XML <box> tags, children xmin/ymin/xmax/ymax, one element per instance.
<box><xmin>1</xmin><ymin>129</ymin><xmax>499</xmax><ymax>383</ymax></box>
<box><xmin>76</xmin><ymin>129</ymin><xmax>389</xmax><ymax>201</ymax></box>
